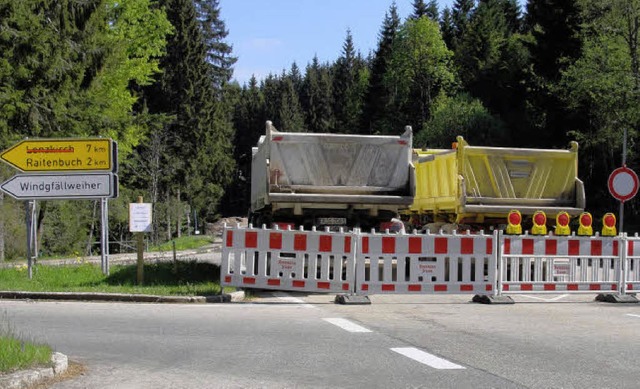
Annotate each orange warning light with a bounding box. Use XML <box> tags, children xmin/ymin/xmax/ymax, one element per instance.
<box><xmin>531</xmin><ymin>211</ymin><xmax>547</xmax><ymax>235</ymax></box>
<box><xmin>601</xmin><ymin>213</ymin><xmax>617</xmax><ymax>237</ymax></box>
<box><xmin>577</xmin><ymin>212</ymin><xmax>593</xmax><ymax>236</ymax></box>
<box><xmin>555</xmin><ymin>211</ymin><xmax>571</xmax><ymax>236</ymax></box>
<box><xmin>506</xmin><ymin>210</ymin><xmax>522</xmax><ymax>235</ymax></box>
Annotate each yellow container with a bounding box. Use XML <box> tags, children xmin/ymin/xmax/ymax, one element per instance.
<box><xmin>409</xmin><ymin>136</ymin><xmax>585</xmax><ymax>226</ymax></box>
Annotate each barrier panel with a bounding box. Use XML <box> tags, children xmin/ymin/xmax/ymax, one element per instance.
<box><xmin>355</xmin><ymin>230</ymin><xmax>497</xmax><ymax>295</ymax></box>
<box><xmin>626</xmin><ymin>234</ymin><xmax>640</xmax><ymax>293</ymax></box>
<box><xmin>221</xmin><ymin>225</ymin><xmax>356</xmax><ymax>293</ymax></box>
<box><xmin>498</xmin><ymin>234</ymin><xmax>622</xmax><ymax>294</ymax></box>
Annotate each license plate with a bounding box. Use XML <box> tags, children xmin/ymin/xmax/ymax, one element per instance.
<box><xmin>318</xmin><ymin>217</ymin><xmax>347</xmax><ymax>225</ymax></box>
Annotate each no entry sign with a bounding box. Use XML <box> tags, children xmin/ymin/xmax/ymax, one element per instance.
<box><xmin>608</xmin><ymin>166</ymin><xmax>639</xmax><ymax>202</ymax></box>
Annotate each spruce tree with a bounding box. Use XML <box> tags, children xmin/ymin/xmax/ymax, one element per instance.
<box><xmin>411</xmin><ymin>0</ymin><xmax>429</xmax><ymax>19</ymax></box>
<box><xmin>451</xmin><ymin>0</ymin><xmax>475</xmax><ymax>51</ymax></box>
<box><xmin>362</xmin><ymin>3</ymin><xmax>400</xmax><ymax>133</ymax></box>
<box><xmin>279</xmin><ymin>70</ymin><xmax>305</xmax><ymax>132</ymax></box>
<box><xmin>143</xmin><ymin>0</ymin><xmax>235</xmax><ymax>223</ymax></box>
<box><xmin>332</xmin><ymin>30</ymin><xmax>364</xmax><ymax>133</ymax></box>
<box><xmin>194</xmin><ymin>0</ymin><xmax>237</xmax><ymax>88</ymax></box>
<box><xmin>455</xmin><ymin>0</ymin><xmax>529</xmax><ymax>144</ymax></box>
<box><xmin>524</xmin><ymin>0</ymin><xmax>583</xmax><ymax>147</ymax></box>
<box><xmin>440</xmin><ymin>8</ymin><xmax>455</xmax><ymax>48</ymax></box>
<box><xmin>301</xmin><ymin>56</ymin><xmax>334</xmax><ymax>133</ymax></box>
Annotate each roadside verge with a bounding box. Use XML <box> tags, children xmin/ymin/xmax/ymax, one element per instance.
<box><xmin>0</xmin><ymin>352</ymin><xmax>67</xmax><ymax>389</ymax></box>
<box><xmin>0</xmin><ymin>290</ymin><xmax>245</xmax><ymax>303</ymax></box>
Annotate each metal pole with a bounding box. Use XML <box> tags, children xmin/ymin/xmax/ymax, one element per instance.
<box><xmin>620</xmin><ymin>128</ymin><xmax>628</xmax><ymax>232</ymax></box>
<box><xmin>25</xmin><ymin>201</ymin><xmax>32</xmax><ymax>279</ymax></box>
<box><xmin>32</xmin><ymin>200</ymin><xmax>37</xmax><ymax>262</ymax></box>
<box><xmin>101</xmin><ymin>197</ymin><xmax>109</xmax><ymax>275</ymax></box>
<box><xmin>136</xmin><ymin>196</ymin><xmax>144</xmax><ymax>285</ymax></box>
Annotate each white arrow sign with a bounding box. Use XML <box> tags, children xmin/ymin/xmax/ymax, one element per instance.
<box><xmin>1</xmin><ymin>173</ymin><xmax>118</xmax><ymax>200</ymax></box>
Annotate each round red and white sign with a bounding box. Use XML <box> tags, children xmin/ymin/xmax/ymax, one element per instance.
<box><xmin>608</xmin><ymin>166</ymin><xmax>639</xmax><ymax>202</ymax></box>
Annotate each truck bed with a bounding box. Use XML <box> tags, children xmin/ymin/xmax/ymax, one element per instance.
<box><xmin>410</xmin><ymin>136</ymin><xmax>585</xmax><ymax>224</ymax></box>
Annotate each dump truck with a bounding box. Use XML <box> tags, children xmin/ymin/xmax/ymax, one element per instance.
<box><xmin>406</xmin><ymin>136</ymin><xmax>586</xmax><ymax>232</ymax></box>
<box><xmin>250</xmin><ymin>121</ymin><xmax>416</xmax><ymax>230</ymax></box>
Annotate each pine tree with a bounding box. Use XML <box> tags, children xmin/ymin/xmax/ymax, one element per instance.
<box><xmin>362</xmin><ymin>3</ymin><xmax>400</xmax><ymax>133</ymax></box>
<box><xmin>525</xmin><ymin>0</ymin><xmax>582</xmax><ymax>81</ymax></box>
<box><xmin>143</xmin><ymin>0</ymin><xmax>235</xmax><ymax>224</ymax></box>
<box><xmin>440</xmin><ymin>8</ymin><xmax>455</xmax><ymax>48</ymax></box>
<box><xmin>301</xmin><ymin>56</ymin><xmax>334</xmax><ymax>133</ymax></box>
<box><xmin>451</xmin><ymin>0</ymin><xmax>475</xmax><ymax>51</ymax></box>
<box><xmin>279</xmin><ymin>70</ymin><xmax>305</xmax><ymax>132</ymax></box>
<box><xmin>289</xmin><ymin>62</ymin><xmax>304</xmax><ymax>96</ymax></box>
<box><xmin>194</xmin><ymin>0</ymin><xmax>237</xmax><ymax>88</ymax></box>
<box><xmin>524</xmin><ymin>0</ymin><xmax>583</xmax><ymax>147</ymax></box>
<box><xmin>332</xmin><ymin>29</ymin><xmax>364</xmax><ymax>133</ymax></box>
<box><xmin>449</xmin><ymin>0</ymin><xmax>532</xmax><ymax>146</ymax></box>
<box><xmin>411</xmin><ymin>0</ymin><xmax>429</xmax><ymax>19</ymax></box>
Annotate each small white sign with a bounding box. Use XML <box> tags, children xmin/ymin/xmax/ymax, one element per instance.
<box><xmin>129</xmin><ymin>203</ymin><xmax>152</xmax><ymax>232</ymax></box>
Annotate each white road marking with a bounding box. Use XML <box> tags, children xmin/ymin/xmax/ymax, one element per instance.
<box><xmin>391</xmin><ymin>347</ymin><xmax>465</xmax><ymax>370</ymax></box>
<box><xmin>519</xmin><ymin>294</ymin><xmax>568</xmax><ymax>302</ymax></box>
<box><xmin>626</xmin><ymin>314</ymin><xmax>640</xmax><ymax>319</ymax></box>
<box><xmin>272</xmin><ymin>292</ymin><xmax>315</xmax><ymax>308</ymax></box>
<box><xmin>323</xmin><ymin>318</ymin><xmax>372</xmax><ymax>333</ymax></box>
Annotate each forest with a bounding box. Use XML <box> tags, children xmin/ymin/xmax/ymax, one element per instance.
<box><xmin>0</xmin><ymin>0</ymin><xmax>638</xmax><ymax>261</ymax></box>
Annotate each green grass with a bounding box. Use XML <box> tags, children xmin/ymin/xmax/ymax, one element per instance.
<box><xmin>0</xmin><ymin>314</ymin><xmax>52</xmax><ymax>374</ymax></box>
<box><xmin>0</xmin><ymin>260</ymin><xmax>233</xmax><ymax>296</ymax></box>
<box><xmin>149</xmin><ymin>235</ymin><xmax>215</xmax><ymax>252</ymax></box>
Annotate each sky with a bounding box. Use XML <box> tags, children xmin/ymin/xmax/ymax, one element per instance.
<box><xmin>219</xmin><ymin>0</ymin><xmax>459</xmax><ymax>85</ymax></box>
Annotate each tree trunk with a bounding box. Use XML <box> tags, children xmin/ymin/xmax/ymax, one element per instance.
<box><xmin>86</xmin><ymin>200</ymin><xmax>99</xmax><ymax>256</ymax></box>
<box><xmin>176</xmin><ymin>189</ymin><xmax>182</xmax><ymax>238</ymax></box>
<box><xmin>35</xmin><ymin>201</ymin><xmax>47</xmax><ymax>257</ymax></box>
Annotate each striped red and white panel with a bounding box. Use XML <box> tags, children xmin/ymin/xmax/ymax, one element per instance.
<box><xmin>222</xmin><ymin>226</ymin><xmax>356</xmax><ymax>294</ymax></box>
<box><xmin>501</xmin><ymin>283</ymin><xmax>618</xmax><ymax>293</ymax></box>
<box><xmin>502</xmin><ymin>235</ymin><xmax>620</xmax><ymax>257</ymax></box>
<box><xmin>360</xmin><ymin>232</ymin><xmax>493</xmax><ymax>256</ymax></box>
<box><xmin>359</xmin><ymin>282</ymin><xmax>493</xmax><ymax>294</ymax></box>
<box><xmin>626</xmin><ymin>236</ymin><xmax>640</xmax><ymax>292</ymax></box>
<box><xmin>225</xmin><ymin>227</ymin><xmax>353</xmax><ymax>254</ymax></box>
<box><xmin>355</xmin><ymin>231</ymin><xmax>497</xmax><ymax>296</ymax></box>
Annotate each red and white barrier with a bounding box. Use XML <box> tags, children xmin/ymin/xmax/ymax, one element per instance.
<box><xmin>221</xmin><ymin>225</ymin><xmax>356</xmax><ymax>293</ymax></box>
<box><xmin>625</xmin><ymin>234</ymin><xmax>640</xmax><ymax>293</ymax></box>
<box><xmin>498</xmin><ymin>234</ymin><xmax>623</xmax><ymax>294</ymax></box>
<box><xmin>355</xmin><ymin>230</ymin><xmax>497</xmax><ymax>295</ymax></box>
<box><xmin>221</xmin><ymin>225</ymin><xmax>638</xmax><ymax>301</ymax></box>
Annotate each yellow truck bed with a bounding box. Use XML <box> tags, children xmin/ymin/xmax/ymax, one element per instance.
<box><xmin>409</xmin><ymin>136</ymin><xmax>585</xmax><ymax>224</ymax></box>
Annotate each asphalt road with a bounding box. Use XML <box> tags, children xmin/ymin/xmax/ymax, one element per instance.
<box><xmin>1</xmin><ymin>293</ymin><xmax>639</xmax><ymax>388</ymax></box>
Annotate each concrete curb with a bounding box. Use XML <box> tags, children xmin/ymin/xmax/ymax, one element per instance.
<box><xmin>0</xmin><ymin>352</ymin><xmax>68</xmax><ymax>389</ymax></box>
<box><xmin>0</xmin><ymin>290</ymin><xmax>245</xmax><ymax>303</ymax></box>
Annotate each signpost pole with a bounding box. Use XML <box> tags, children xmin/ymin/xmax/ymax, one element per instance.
<box><xmin>31</xmin><ymin>200</ymin><xmax>37</xmax><ymax>263</ymax></box>
<box><xmin>620</xmin><ymin>128</ymin><xmax>627</xmax><ymax>232</ymax></box>
<box><xmin>101</xmin><ymin>197</ymin><xmax>109</xmax><ymax>275</ymax></box>
<box><xmin>25</xmin><ymin>201</ymin><xmax>32</xmax><ymax>279</ymax></box>
<box><xmin>136</xmin><ymin>196</ymin><xmax>144</xmax><ymax>285</ymax></box>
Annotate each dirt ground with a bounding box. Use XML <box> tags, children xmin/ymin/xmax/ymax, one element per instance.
<box><xmin>206</xmin><ymin>217</ymin><xmax>248</xmax><ymax>235</ymax></box>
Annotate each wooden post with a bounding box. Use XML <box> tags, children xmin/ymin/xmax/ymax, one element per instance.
<box><xmin>136</xmin><ymin>196</ymin><xmax>144</xmax><ymax>285</ymax></box>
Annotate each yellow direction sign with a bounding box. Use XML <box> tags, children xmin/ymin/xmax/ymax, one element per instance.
<box><xmin>1</xmin><ymin>138</ymin><xmax>116</xmax><ymax>172</ymax></box>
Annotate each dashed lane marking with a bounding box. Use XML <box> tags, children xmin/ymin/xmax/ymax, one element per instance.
<box><xmin>272</xmin><ymin>292</ymin><xmax>315</xmax><ymax>308</ymax></box>
<box><xmin>322</xmin><ymin>318</ymin><xmax>372</xmax><ymax>333</ymax></box>
<box><xmin>626</xmin><ymin>314</ymin><xmax>640</xmax><ymax>319</ymax></box>
<box><xmin>391</xmin><ymin>347</ymin><xmax>465</xmax><ymax>370</ymax></box>
<box><xmin>519</xmin><ymin>294</ymin><xmax>568</xmax><ymax>302</ymax></box>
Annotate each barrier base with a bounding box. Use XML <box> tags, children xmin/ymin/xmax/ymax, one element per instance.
<box><xmin>472</xmin><ymin>294</ymin><xmax>515</xmax><ymax>305</ymax></box>
<box><xmin>335</xmin><ymin>294</ymin><xmax>371</xmax><ymax>305</ymax></box>
<box><xmin>595</xmin><ymin>293</ymin><xmax>639</xmax><ymax>303</ymax></box>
